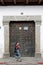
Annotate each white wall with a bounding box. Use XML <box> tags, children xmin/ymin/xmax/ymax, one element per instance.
<box><xmin>0</xmin><ymin>6</ymin><xmax>43</xmax><ymax>58</ymax></box>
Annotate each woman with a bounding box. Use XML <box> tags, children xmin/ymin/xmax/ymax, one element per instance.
<box><xmin>14</xmin><ymin>42</ymin><xmax>22</xmax><ymax>61</ymax></box>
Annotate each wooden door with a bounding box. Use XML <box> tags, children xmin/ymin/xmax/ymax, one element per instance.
<box><xmin>9</xmin><ymin>21</ymin><xmax>35</xmax><ymax>57</ymax></box>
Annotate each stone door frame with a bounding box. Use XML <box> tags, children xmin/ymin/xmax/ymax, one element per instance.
<box><xmin>3</xmin><ymin>16</ymin><xmax>41</xmax><ymax>58</ymax></box>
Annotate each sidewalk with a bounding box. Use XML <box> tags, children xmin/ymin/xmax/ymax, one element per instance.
<box><xmin>0</xmin><ymin>57</ymin><xmax>43</xmax><ymax>65</ymax></box>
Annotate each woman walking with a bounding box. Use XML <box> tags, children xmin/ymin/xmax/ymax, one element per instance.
<box><xmin>14</xmin><ymin>42</ymin><xmax>22</xmax><ymax>62</ymax></box>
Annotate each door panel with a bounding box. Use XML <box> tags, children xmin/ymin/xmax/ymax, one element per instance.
<box><xmin>9</xmin><ymin>21</ymin><xmax>35</xmax><ymax>57</ymax></box>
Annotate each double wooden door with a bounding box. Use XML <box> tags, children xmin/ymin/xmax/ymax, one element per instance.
<box><xmin>9</xmin><ymin>21</ymin><xmax>35</xmax><ymax>57</ymax></box>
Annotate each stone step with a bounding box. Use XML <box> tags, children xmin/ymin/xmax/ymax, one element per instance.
<box><xmin>0</xmin><ymin>63</ymin><xmax>37</xmax><ymax>65</ymax></box>
<box><xmin>0</xmin><ymin>57</ymin><xmax>43</xmax><ymax>65</ymax></box>
<box><xmin>0</xmin><ymin>62</ymin><xmax>43</xmax><ymax>65</ymax></box>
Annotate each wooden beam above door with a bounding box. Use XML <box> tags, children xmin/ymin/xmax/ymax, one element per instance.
<box><xmin>0</xmin><ymin>0</ymin><xmax>43</xmax><ymax>5</ymax></box>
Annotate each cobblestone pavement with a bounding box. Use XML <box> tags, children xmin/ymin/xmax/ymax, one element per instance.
<box><xmin>0</xmin><ymin>57</ymin><xmax>43</xmax><ymax>65</ymax></box>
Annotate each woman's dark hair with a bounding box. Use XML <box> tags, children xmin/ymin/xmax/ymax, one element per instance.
<box><xmin>15</xmin><ymin>42</ymin><xmax>18</xmax><ymax>47</ymax></box>
<box><xmin>14</xmin><ymin>42</ymin><xmax>18</xmax><ymax>53</ymax></box>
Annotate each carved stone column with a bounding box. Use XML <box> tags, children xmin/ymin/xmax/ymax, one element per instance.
<box><xmin>35</xmin><ymin>21</ymin><xmax>41</xmax><ymax>58</ymax></box>
<box><xmin>3</xmin><ymin>22</ymin><xmax>10</xmax><ymax>58</ymax></box>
